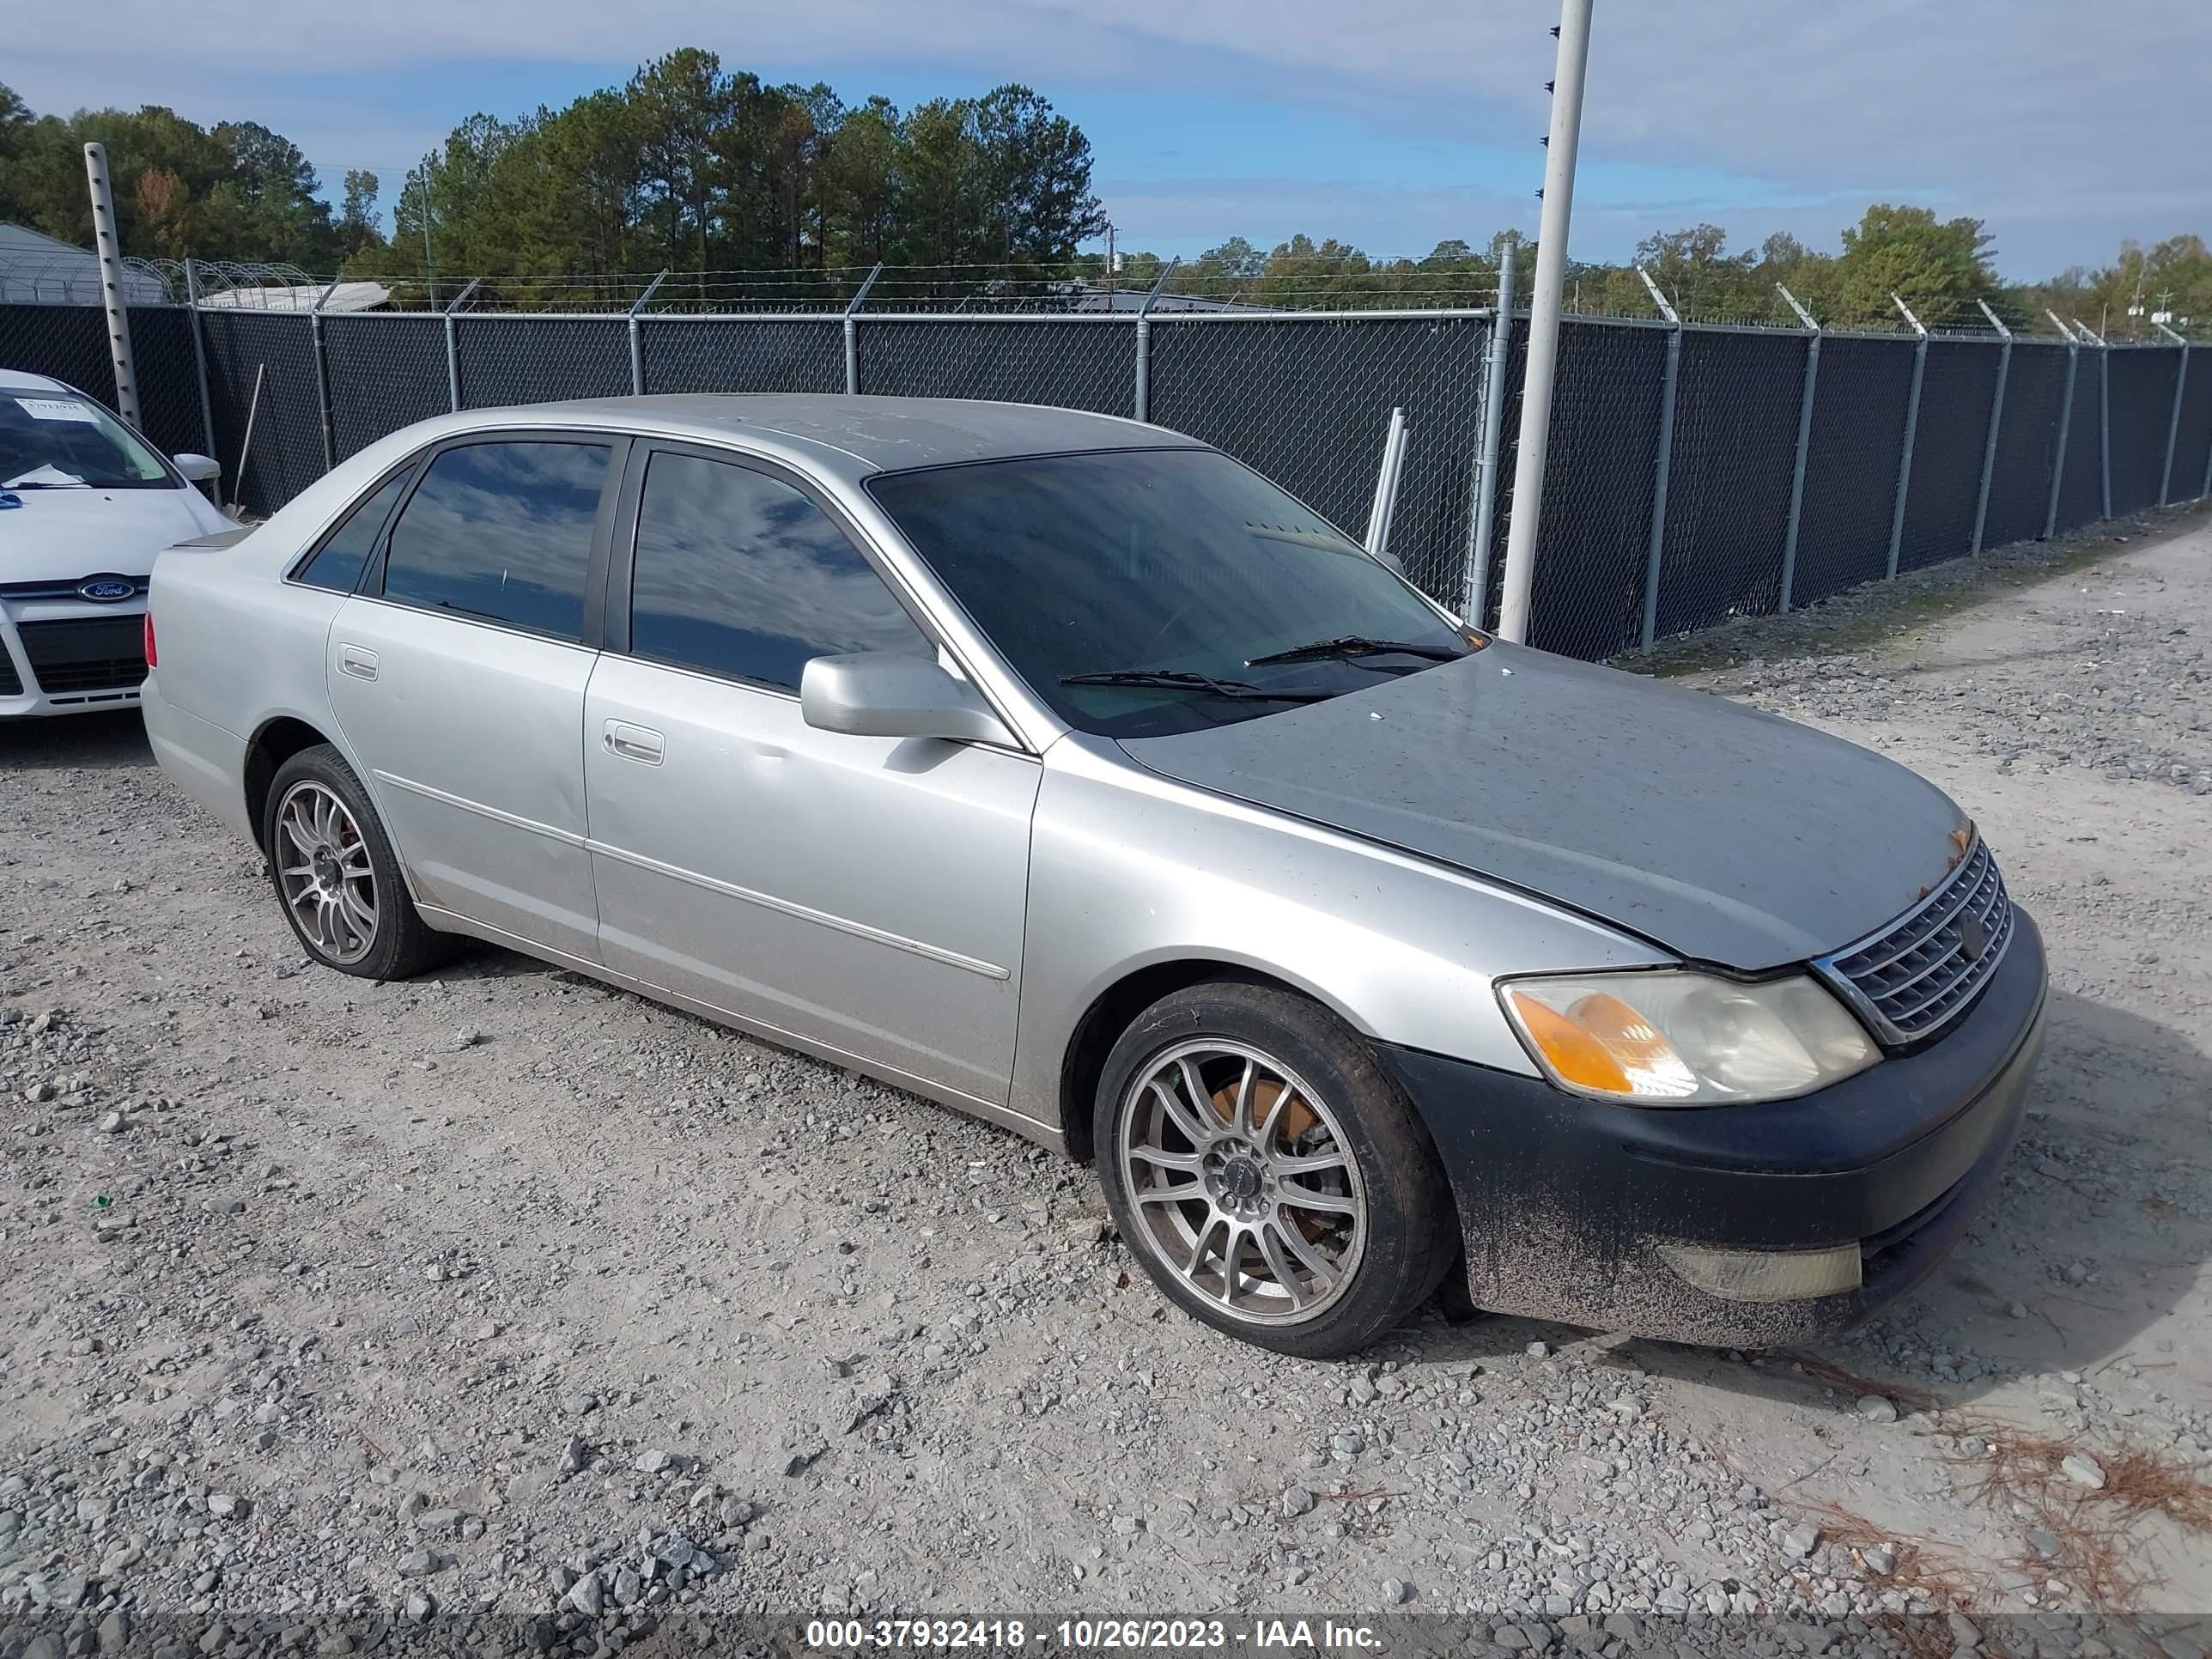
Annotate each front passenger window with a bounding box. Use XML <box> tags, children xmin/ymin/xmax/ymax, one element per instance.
<box><xmin>382</xmin><ymin>441</ymin><xmax>610</xmax><ymax>639</ymax></box>
<box><xmin>629</xmin><ymin>451</ymin><xmax>929</xmax><ymax>690</ymax></box>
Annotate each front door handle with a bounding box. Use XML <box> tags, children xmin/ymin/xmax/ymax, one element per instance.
<box><xmin>339</xmin><ymin>645</ymin><xmax>379</xmax><ymax>682</ymax></box>
<box><xmin>604</xmin><ymin>720</ymin><xmax>665</xmax><ymax>765</ymax></box>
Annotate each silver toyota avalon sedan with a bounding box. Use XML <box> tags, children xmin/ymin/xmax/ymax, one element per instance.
<box><xmin>143</xmin><ymin>395</ymin><xmax>2046</xmax><ymax>1358</ymax></box>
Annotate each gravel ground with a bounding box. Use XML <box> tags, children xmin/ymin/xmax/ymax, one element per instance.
<box><xmin>2</xmin><ymin>507</ymin><xmax>2209</xmax><ymax>1657</ymax></box>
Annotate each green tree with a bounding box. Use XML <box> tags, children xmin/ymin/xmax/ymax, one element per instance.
<box><xmin>340</xmin><ymin>169</ymin><xmax>382</xmax><ymax>255</ymax></box>
<box><xmin>1834</xmin><ymin>204</ymin><xmax>1996</xmax><ymax>327</ymax></box>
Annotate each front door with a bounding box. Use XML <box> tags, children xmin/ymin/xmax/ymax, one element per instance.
<box><xmin>582</xmin><ymin>445</ymin><xmax>1040</xmax><ymax>1108</ymax></box>
<box><xmin>327</xmin><ymin>435</ymin><xmax>619</xmax><ymax>962</ymax></box>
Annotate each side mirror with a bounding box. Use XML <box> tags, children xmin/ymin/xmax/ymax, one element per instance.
<box><xmin>172</xmin><ymin>453</ymin><xmax>222</xmax><ymax>483</ymax></box>
<box><xmin>799</xmin><ymin>652</ymin><xmax>1014</xmax><ymax>746</ymax></box>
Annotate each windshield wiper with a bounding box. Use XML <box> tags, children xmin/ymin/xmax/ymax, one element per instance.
<box><xmin>1060</xmin><ymin>669</ymin><xmax>1335</xmax><ymax>702</ymax></box>
<box><xmin>1245</xmin><ymin>635</ymin><xmax>1465</xmax><ymax>668</ymax></box>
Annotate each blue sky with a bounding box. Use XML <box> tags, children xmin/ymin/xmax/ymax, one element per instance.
<box><xmin>10</xmin><ymin>1</ymin><xmax>2208</xmax><ymax>279</ymax></box>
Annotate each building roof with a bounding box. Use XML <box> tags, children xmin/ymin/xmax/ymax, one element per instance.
<box><xmin>0</xmin><ymin>222</ymin><xmax>173</xmax><ymax>306</ymax></box>
<box><xmin>195</xmin><ymin>280</ymin><xmax>391</xmax><ymax>313</ymax></box>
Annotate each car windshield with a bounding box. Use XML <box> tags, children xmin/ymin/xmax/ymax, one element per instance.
<box><xmin>867</xmin><ymin>447</ymin><xmax>1476</xmax><ymax>738</ymax></box>
<box><xmin>0</xmin><ymin>391</ymin><xmax>173</xmax><ymax>490</ymax></box>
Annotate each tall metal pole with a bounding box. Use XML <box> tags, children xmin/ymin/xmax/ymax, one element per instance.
<box><xmin>1970</xmin><ymin>299</ymin><xmax>2011</xmax><ymax>555</ymax></box>
<box><xmin>1636</xmin><ymin>264</ymin><xmax>1681</xmax><ymax>649</ymax></box>
<box><xmin>1885</xmin><ymin>293</ymin><xmax>1928</xmax><ymax>580</ymax></box>
<box><xmin>1464</xmin><ymin>245</ymin><xmax>1517</xmax><ymax>625</ymax></box>
<box><xmin>309</xmin><ymin>275</ymin><xmax>340</xmax><ymax>475</ymax></box>
<box><xmin>417</xmin><ymin>161</ymin><xmax>441</xmax><ymax>311</ymax></box>
<box><xmin>82</xmin><ymin>143</ymin><xmax>141</xmax><ymax>427</ymax></box>
<box><xmin>1776</xmin><ymin>283</ymin><xmax>1821</xmax><ymax>611</ymax></box>
<box><xmin>1496</xmin><ymin>0</ymin><xmax>1594</xmax><ymax>645</ymax></box>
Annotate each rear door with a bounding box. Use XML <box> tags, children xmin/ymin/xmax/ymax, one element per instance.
<box><xmin>582</xmin><ymin>442</ymin><xmax>1041</xmax><ymax>1107</ymax></box>
<box><xmin>326</xmin><ymin>434</ymin><xmax>624</xmax><ymax>962</ymax></box>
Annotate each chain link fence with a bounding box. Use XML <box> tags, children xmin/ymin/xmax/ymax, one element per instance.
<box><xmin>4</xmin><ymin>289</ymin><xmax>2208</xmax><ymax>664</ymax></box>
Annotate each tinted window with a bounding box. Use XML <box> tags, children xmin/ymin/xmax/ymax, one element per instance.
<box><xmin>868</xmin><ymin>447</ymin><xmax>1470</xmax><ymax>738</ymax></box>
<box><xmin>629</xmin><ymin>452</ymin><xmax>928</xmax><ymax>689</ymax></box>
<box><xmin>383</xmin><ymin>441</ymin><xmax>610</xmax><ymax>638</ymax></box>
<box><xmin>296</xmin><ymin>470</ymin><xmax>409</xmax><ymax>592</ymax></box>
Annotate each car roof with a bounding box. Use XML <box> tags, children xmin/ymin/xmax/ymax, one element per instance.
<box><xmin>0</xmin><ymin>369</ymin><xmax>71</xmax><ymax>397</ymax></box>
<box><xmin>466</xmin><ymin>393</ymin><xmax>1205</xmax><ymax>482</ymax></box>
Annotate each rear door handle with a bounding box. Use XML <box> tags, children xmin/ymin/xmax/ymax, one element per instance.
<box><xmin>604</xmin><ymin>720</ymin><xmax>664</xmax><ymax>764</ymax></box>
<box><xmin>339</xmin><ymin>645</ymin><xmax>379</xmax><ymax>682</ymax></box>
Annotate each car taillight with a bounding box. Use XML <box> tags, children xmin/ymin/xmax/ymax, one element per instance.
<box><xmin>143</xmin><ymin>611</ymin><xmax>157</xmax><ymax>668</ymax></box>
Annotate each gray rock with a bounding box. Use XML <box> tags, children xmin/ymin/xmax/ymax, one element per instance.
<box><xmin>404</xmin><ymin>1589</ymin><xmax>435</xmax><ymax>1625</ymax></box>
<box><xmin>398</xmin><ymin>1548</ymin><xmax>437</xmax><ymax>1577</ymax></box>
<box><xmin>2061</xmin><ymin>1451</ymin><xmax>2106</xmax><ymax>1489</ymax></box>
<box><xmin>634</xmin><ymin>1449</ymin><xmax>670</xmax><ymax>1474</ymax></box>
<box><xmin>1281</xmin><ymin>1486</ymin><xmax>1316</xmax><ymax>1517</ymax></box>
<box><xmin>1780</xmin><ymin>1522</ymin><xmax>1820</xmax><ymax>1559</ymax></box>
<box><xmin>206</xmin><ymin>1492</ymin><xmax>243</xmax><ymax>1519</ymax></box>
<box><xmin>1382</xmin><ymin>1577</ymin><xmax>1412</xmax><ymax>1605</ymax></box>
<box><xmin>1863</xmin><ymin>1543</ymin><xmax>1898</xmax><ymax>1575</ymax></box>
<box><xmin>612</xmin><ymin>1565</ymin><xmax>643</xmax><ymax>1606</ymax></box>
<box><xmin>2026</xmin><ymin>1528</ymin><xmax>2063</xmax><ymax>1560</ymax></box>
<box><xmin>564</xmin><ymin>1569</ymin><xmax>605</xmax><ymax>1619</ymax></box>
<box><xmin>98</xmin><ymin>1610</ymin><xmax>131</xmax><ymax>1655</ymax></box>
<box><xmin>562</xmin><ymin>1392</ymin><xmax>598</xmax><ymax>1416</ymax></box>
<box><xmin>1856</xmin><ymin>1395</ymin><xmax>1900</xmax><ymax>1424</ymax></box>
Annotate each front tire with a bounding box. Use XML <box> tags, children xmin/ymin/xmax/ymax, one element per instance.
<box><xmin>263</xmin><ymin>744</ymin><xmax>452</xmax><ymax>981</ymax></box>
<box><xmin>1094</xmin><ymin>981</ymin><xmax>1455</xmax><ymax>1358</ymax></box>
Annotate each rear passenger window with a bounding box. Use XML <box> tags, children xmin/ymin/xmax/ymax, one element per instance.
<box><xmin>629</xmin><ymin>452</ymin><xmax>928</xmax><ymax>689</ymax></box>
<box><xmin>382</xmin><ymin>441</ymin><xmax>610</xmax><ymax>639</ymax></box>
<box><xmin>296</xmin><ymin>470</ymin><xmax>409</xmax><ymax>592</ymax></box>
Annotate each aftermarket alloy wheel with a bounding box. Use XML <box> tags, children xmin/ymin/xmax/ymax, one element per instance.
<box><xmin>262</xmin><ymin>744</ymin><xmax>453</xmax><ymax>981</ymax></box>
<box><xmin>1095</xmin><ymin>982</ymin><xmax>1455</xmax><ymax>1358</ymax></box>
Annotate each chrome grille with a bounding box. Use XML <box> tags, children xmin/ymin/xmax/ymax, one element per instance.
<box><xmin>1816</xmin><ymin>839</ymin><xmax>2014</xmax><ymax>1046</ymax></box>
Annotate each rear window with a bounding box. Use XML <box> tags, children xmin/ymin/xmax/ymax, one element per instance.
<box><xmin>296</xmin><ymin>471</ymin><xmax>409</xmax><ymax>592</ymax></box>
<box><xmin>381</xmin><ymin>441</ymin><xmax>610</xmax><ymax>639</ymax></box>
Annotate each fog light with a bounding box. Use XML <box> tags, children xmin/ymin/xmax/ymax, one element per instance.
<box><xmin>1657</xmin><ymin>1241</ymin><xmax>1862</xmax><ymax>1304</ymax></box>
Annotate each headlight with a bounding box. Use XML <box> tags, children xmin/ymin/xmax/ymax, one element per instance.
<box><xmin>1498</xmin><ymin>970</ymin><xmax>1877</xmax><ymax>1105</ymax></box>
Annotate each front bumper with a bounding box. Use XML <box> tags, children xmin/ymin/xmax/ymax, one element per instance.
<box><xmin>0</xmin><ymin>592</ymin><xmax>149</xmax><ymax>717</ymax></box>
<box><xmin>1382</xmin><ymin>910</ymin><xmax>2049</xmax><ymax>1348</ymax></box>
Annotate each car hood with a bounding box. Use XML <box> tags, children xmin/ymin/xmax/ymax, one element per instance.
<box><xmin>0</xmin><ymin>486</ymin><xmax>230</xmax><ymax>585</ymax></box>
<box><xmin>1118</xmin><ymin>643</ymin><xmax>1970</xmax><ymax>970</ymax></box>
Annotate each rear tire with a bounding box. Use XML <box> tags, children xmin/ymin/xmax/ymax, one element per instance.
<box><xmin>1094</xmin><ymin>981</ymin><xmax>1455</xmax><ymax>1358</ymax></box>
<box><xmin>262</xmin><ymin>744</ymin><xmax>453</xmax><ymax>981</ymax></box>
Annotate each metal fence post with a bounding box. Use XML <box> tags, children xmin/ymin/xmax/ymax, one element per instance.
<box><xmin>2100</xmin><ymin>337</ymin><xmax>2112</xmax><ymax>521</ymax></box>
<box><xmin>629</xmin><ymin>270</ymin><xmax>671</xmax><ymax>397</ymax></box>
<box><xmin>1636</xmin><ymin>266</ymin><xmax>1681</xmax><ymax>648</ymax></box>
<box><xmin>1463</xmin><ymin>250</ymin><xmax>1516</xmax><ymax>624</ymax></box>
<box><xmin>1885</xmin><ymin>294</ymin><xmax>1929</xmax><ymax>580</ymax></box>
<box><xmin>308</xmin><ymin>276</ymin><xmax>340</xmax><ymax>475</ymax></box>
<box><xmin>181</xmin><ymin>258</ymin><xmax>217</xmax><ymax>461</ymax></box>
<box><xmin>842</xmin><ymin>264</ymin><xmax>881</xmax><ymax>395</ymax></box>
<box><xmin>1776</xmin><ymin>283</ymin><xmax>1822</xmax><ymax>611</ymax></box>
<box><xmin>2154</xmin><ymin>320</ymin><xmax>2188</xmax><ymax>506</ymax></box>
<box><xmin>1132</xmin><ymin>259</ymin><xmax>1178</xmax><ymax>422</ymax></box>
<box><xmin>1970</xmin><ymin>299</ymin><xmax>2012</xmax><ymax>554</ymax></box>
<box><xmin>2044</xmin><ymin>317</ymin><xmax>2079</xmax><ymax>540</ymax></box>
<box><xmin>442</xmin><ymin>277</ymin><xmax>479</xmax><ymax>411</ymax></box>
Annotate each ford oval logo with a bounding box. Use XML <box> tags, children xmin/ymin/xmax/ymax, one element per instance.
<box><xmin>76</xmin><ymin>576</ymin><xmax>138</xmax><ymax>603</ymax></box>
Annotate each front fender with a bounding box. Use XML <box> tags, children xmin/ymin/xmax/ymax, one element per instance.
<box><xmin>1010</xmin><ymin>733</ymin><xmax>1671</xmax><ymax>1129</ymax></box>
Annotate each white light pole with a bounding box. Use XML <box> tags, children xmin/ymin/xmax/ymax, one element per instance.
<box><xmin>1496</xmin><ymin>0</ymin><xmax>1593</xmax><ymax>645</ymax></box>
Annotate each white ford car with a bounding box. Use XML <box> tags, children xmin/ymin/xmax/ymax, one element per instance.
<box><xmin>1</xmin><ymin>369</ymin><xmax>230</xmax><ymax>718</ymax></box>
